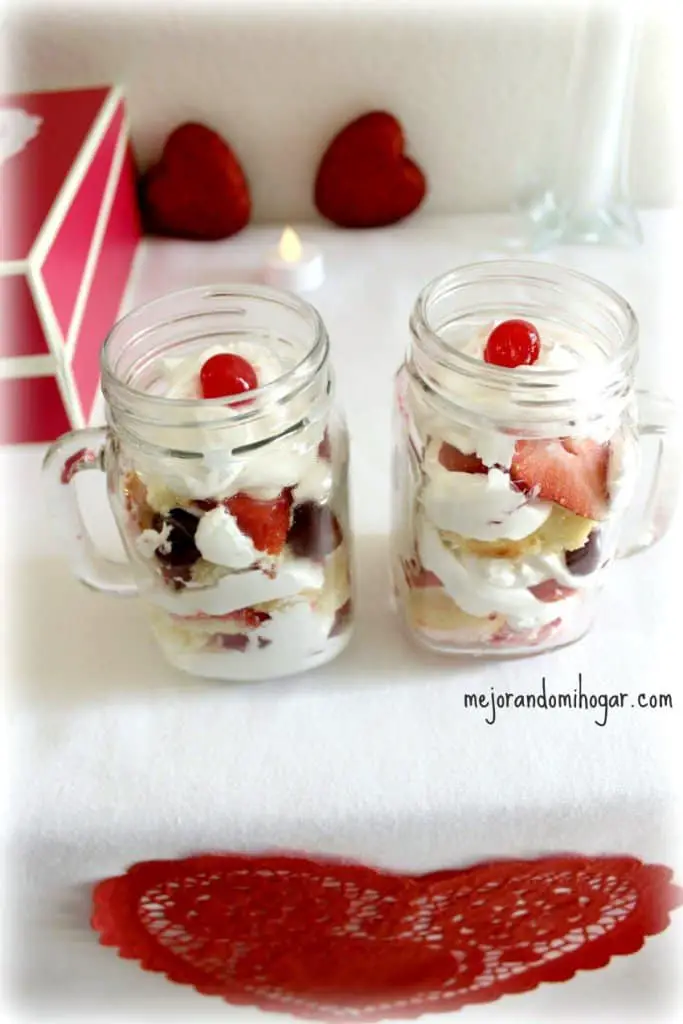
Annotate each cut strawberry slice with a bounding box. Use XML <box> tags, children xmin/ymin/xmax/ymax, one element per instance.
<box><xmin>528</xmin><ymin>579</ymin><xmax>577</xmax><ymax>603</ymax></box>
<box><xmin>317</xmin><ymin>431</ymin><xmax>332</xmax><ymax>461</ymax></box>
<box><xmin>181</xmin><ymin>608</ymin><xmax>272</xmax><ymax>628</ymax></box>
<box><xmin>491</xmin><ymin>617</ymin><xmax>562</xmax><ymax>647</ymax></box>
<box><xmin>437</xmin><ymin>442</ymin><xmax>487</xmax><ymax>474</ymax></box>
<box><xmin>510</xmin><ymin>438</ymin><xmax>609</xmax><ymax>520</ymax></box>
<box><xmin>403</xmin><ymin>558</ymin><xmax>442</xmax><ymax>588</ymax></box>
<box><xmin>225</xmin><ymin>490</ymin><xmax>293</xmax><ymax>555</ymax></box>
<box><xmin>227</xmin><ymin>608</ymin><xmax>271</xmax><ymax>628</ymax></box>
<box><xmin>329</xmin><ymin>598</ymin><xmax>353</xmax><ymax>638</ymax></box>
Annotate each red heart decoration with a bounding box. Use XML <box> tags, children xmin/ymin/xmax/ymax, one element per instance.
<box><xmin>92</xmin><ymin>852</ymin><xmax>681</xmax><ymax>1021</ymax></box>
<box><xmin>140</xmin><ymin>123</ymin><xmax>251</xmax><ymax>240</ymax></box>
<box><xmin>314</xmin><ymin>111</ymin><xmax>427</xmax><ymax>228</ymax></box>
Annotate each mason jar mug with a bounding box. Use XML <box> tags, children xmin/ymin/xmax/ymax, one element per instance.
<box><xmin>392</xmin><ymin>261</ymin><xmax>678</xmax><ymax>657</ymax></box>
<box><xmin>43</xmin><ymin>285</ymin><xmax>354</xmax><ymax>681</ymax></box>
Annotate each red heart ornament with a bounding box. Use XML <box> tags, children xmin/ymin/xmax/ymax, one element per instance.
<box><xmin>140</xmin><ymin>123</ymin><xmax>251</xmax><ymax>240</ymax></box>
<box><xmin>92</xmin><ymin>852</ymin><xmax>681</xmax><ymax>1021</ymax></box>
<box><xmin>315</xmin><ymin>111</ymin><xmax>427</xmax><ymax>228</ymax></box>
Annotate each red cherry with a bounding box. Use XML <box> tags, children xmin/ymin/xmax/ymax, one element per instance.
<box><xmin>200</xmin><ymin>353</ymin><xmax>258</xmax><ymax>399</ymax></box>
<box><xmin>484</xmin><ymin>319</ymin><xmax>541</xmax><ymax>368</ymax></box>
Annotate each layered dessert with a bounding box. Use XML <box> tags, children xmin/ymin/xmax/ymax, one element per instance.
<box><xmin>120</xmin><ymin>343</ymin><xmax>352</xmax><ymax>680</ymax></box>
<box><xmin>395</xmin><ymin>317</ymin><xmax>637</xmax><ymax>654</ymax></box>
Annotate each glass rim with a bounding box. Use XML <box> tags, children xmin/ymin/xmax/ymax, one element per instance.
<box><xmin>100</xmin><ymin>282</ymin><xmax>329</xmax><ymax>411</ymax></box>
<box><xmin>410</xmin><ymin>259</ymin><xmax>638</xmax><ymax>390</ymax></box>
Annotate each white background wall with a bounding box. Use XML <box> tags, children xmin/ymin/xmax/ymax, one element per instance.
<box><xmin>2</xmin><ymin>0</ymin><xmax>678</xmax><ymax>221</ymax></box>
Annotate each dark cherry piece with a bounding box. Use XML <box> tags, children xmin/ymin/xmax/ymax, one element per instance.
<box><xmin>287</xmin><ymin>502</ymin><xmax>342</xmax><ymax>560</ymax></box>
<box><xmin>154</xmin><ymin>508</ymin><xmax>201</xmax><ymax>568</ymax></box>
<box><xmin>193</xmin><ymin>498</ymin><xmax>219</xmax><ymax>512</ymax></box>
<box><xmin>160</xmin><ymin>563</ymin><xmax>194</xmax><ymax>591</ymax></box>
<box><xmin>565</xmin><ymin>529</ymin><xmax>601</xmax><ymax>576</ymax></box>
<box><xmin>218</xmin><ymin>634</ymin><xmax>250</xmax><ymax>652</ymax></box>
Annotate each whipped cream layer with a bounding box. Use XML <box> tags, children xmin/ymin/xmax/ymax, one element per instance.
<box><xmin>150</xmin><ymin>597</ymin><xmax>349</xmax><ymax>681</ymax></box>
<box><xmin>418</xmin><ymin>519</ymin><xmax>580</xmax><ymax>629</ymax></box>
<box><xmin>164</xmin><ymin>628</ymin><xmax>350</xmax><ymax>682</ymax></box>
<box><xmin>131</xmin><ymin>340</ymin><xmax>330</xmax><ymax>501</ymax></box>
<box><xmin>144</xmin><ymin>557</ymin><xmax>324</xmax><ymax>616</ymax></box>
<box><xmin>420</xmin><ymin>440</ymin><xmax>551</xmax><ymax>541</ymax></box>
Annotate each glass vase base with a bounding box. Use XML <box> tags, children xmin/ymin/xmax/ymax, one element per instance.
<box><xmin>511</xmin><ymin>192</ymin><xmax>644</xmax><ymax>251</ymax></box>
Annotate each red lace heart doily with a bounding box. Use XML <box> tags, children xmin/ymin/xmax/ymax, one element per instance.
<box><xmin>92</xmin><ymin>852</ymin><xmax>682</xmax><ymax>1021</ymax></box>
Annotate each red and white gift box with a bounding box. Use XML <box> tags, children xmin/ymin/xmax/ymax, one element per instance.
<box><xmin>0</xmin><ymin>86</ymin><xmax>141</xmax><ymax>444</ymax></box>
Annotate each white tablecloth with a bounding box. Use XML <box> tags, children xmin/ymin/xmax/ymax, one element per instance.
<box><xmin>3</xmin><ymin>213</ymin><xmax>682</xmax><ymax>1022</ymax></box>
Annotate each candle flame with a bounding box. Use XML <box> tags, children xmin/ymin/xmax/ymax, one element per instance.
<box><xmin>279</xmin><ymin>226</ymin><xmax>302</xmax><ymax>263</ymax></box>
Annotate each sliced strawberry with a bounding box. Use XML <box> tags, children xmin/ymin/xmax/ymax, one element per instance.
<box><xmin>225</xmin><ymin>490</ymin><xmax>292</xmax><ymax>555</ymax></box>
<box><xmin>437</xmin><ymin>442</ymin><xmax>487</xmax><ymax>474</ymax></box>
<box><xmin>227</xmin><ymin>608</ymin><xmax>271</xmax><ymax>629</ymax></box>
<box><xmin>329</xmin><ymin>598</ymin><xmax>353</xmax><ymax>637</ymax></box>
<box><xmin>491</xmin><ymin>617</ymin><xmax>562</xmax><ymax>647</ymax></box>
<box><xmin>510</xmin><ymin>438</ymin><xmax>609</xmax><ymax>520</ymax></box>
<box><xmin>317</xmin><ymin>430</ymin><xmax>332</xmax><ymax>461</ymax></box>
<box><xmin>180</xmin><ymin>608</ymin><xmax>271</xmax><ymax>628</ymax></box>
<box><xmin>528</xmin><ymin>579</ymin><xmax>576</xmax><ymax>603</ymax></box>
<box><xmin>403</xmin><ymin>558</ymin><xmax>442</xmax><ymax>588</ymax></box>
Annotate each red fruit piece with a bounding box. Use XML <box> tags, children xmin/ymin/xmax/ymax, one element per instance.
<box><xmin>218</xmin><ymin>634</ymin><xmax>250</xmax><ymax>652</ymax></box>
<box><xmin>528</xmin><ymin>579</ymin><xmax>577</xmax><ymax>603</ymax></box>
<box><xmin>140</xmin><ymin>122</ymin><xmax>251</xmax><ymax>240</ymax></box>
<box><xmin>565</xmin><ymin>529</ymin><xmax>601</xmax><ymax>575</ymax></box>
<box><xmin>228</xmin><ymin>608</ymin><xmax>271</xmax><ymax>629</ymax></box>
<box><xmin>226</xmin><ymin>490</ymin><xmax>292</xmax><ymax>555</ymax></box>
<box><xmin>314</xmin><ymin>111</ymin><xmax>427</xmax><ymax>228</ymax></box>
<box><xmin>317</xmin><ymin>431</ymin><xmax>332</xmax><ymax>461</ymax></box>
<box><xmin>437</xmin><ymin>442</ymin><xmax>487</xmax><ymax>474</ymax></box>
<box><xmin>484</xmin><ymin>319</ymin><xmax>541</xmax><ymax>368</ymax></box>
<box><xmin>186</xmin><ymin>608</ymin><xmax>271</xmax><ymax>628</ymax></box>
<box><xmin>160</xmin><ymin>563</ymin><xmax>193</xmax><ymax>591</ymax></box>
<box><xmin>491</xmin><ymin>617</ymin><xmax>562</xmax><ymax>647</ymax></box>
<box><xmin>200</xmin><ymin>353</ymin><xmax>258</xmax><ymax>399</ymax></box>
<box><xmin>403</xmin><ymin>558</ymin><xmax>442</xmax><ymax>588</ymax></box>
<box><xmin>329</xmin><ymin>599</ymin><xmax>353</xmax><ymax>638</ymax></box>
<box><xmin>510</xmin><ymin>438</ymin><xmax>609</xmax><ymax>520</ymax></box>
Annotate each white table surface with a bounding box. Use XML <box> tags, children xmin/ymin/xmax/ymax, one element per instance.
<box><xmin>3</xmin><ymin>212</ymin><xmax>682</xmax><ymax>1023</ymax></box>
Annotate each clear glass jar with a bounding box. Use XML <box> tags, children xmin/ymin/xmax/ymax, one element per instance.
<box><xmin>392</xmin><ymin>261</ymin><xmax>678</xmax><ymax>657</ymax></box>
<box><xmin>44</xmin><ymin>285</ymin><xmax>354</xmax><ymax>681</ymax></box>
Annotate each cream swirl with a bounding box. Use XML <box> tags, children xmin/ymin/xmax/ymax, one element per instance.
<box><xmin>420</xmin><ymin>441</ymin><xmax>551</xmax><ymax>542</ymax></box>
<box><xmin>145</xmin><ymin>557</ymin><xmax>324</xmax><ymax>616</ymax></box>
<box><xmin>134</xmin><ymin>341</ymin><xmax>327</xmax><ymax>500</ymax></box>
<box><xmin>418</xmin><ymin>519</ymin><xmax>576</xmax><ymax>628</ymax></box>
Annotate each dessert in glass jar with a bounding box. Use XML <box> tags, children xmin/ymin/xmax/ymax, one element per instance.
<box><xmin>392</xmin><ymin>261</ymin><xmax>677</xmax><ymax>657</ymax></box>
<box><xmin>44</xmin><ymin>285</ymin><xmax>354</xmax><ymax>681</ymax></box>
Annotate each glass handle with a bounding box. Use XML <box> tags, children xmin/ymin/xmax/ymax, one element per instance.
<box><xmin>617</xmin><ymin>389</ymin><xmax>680</xmax><ymax>559</ymax></box>
<box><xmin>42</xmin><ymin>428</ymin><xmax>137</xmax><ymax>595</ymax></box>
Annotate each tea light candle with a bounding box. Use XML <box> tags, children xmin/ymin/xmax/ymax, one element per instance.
<box><xmin>263</xmin><ymin>226</ymin><xmax>325</xmax><ymax>293</ymax></box>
